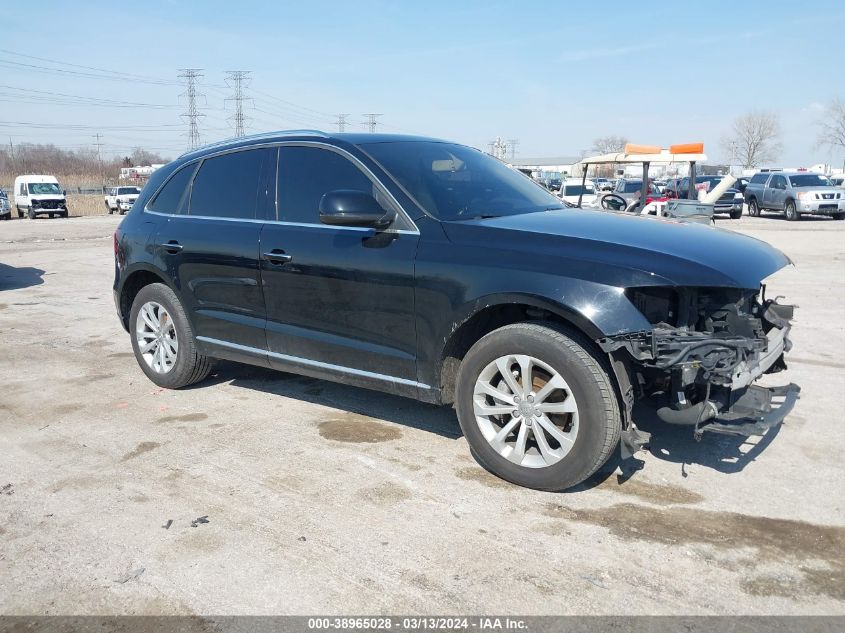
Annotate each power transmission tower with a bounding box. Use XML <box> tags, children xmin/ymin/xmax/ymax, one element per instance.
<box><xmin>93</xmin><ymin>133</ymin><xmax>104</xmax><ymax>190</ymax></box>
<box><xmin>488</xmin><ymin>141</ymin><xmax>496</xmax><ymax>155</ymax></box>
<box><xmin>225</xmin><ymin>70</ymin><xmax>252</xmax><ymax>138</ymax></box>
<box><xmin>335</xmin><ymin>114</ymin><xmax>350</xmax><ymax>133</ymax></box>
<box><xmin>178</xmin><ymin>69</ymin><xmax>205</xmax><ymax>151</ymax></box>
<box><xmin>507</xmin><ymin>138</ymin><xmax>520</xmax><ymax>160</ymax></box>
<box><xmin>362</xmin><ymin>113</ymin><xmax>382</xmax><ymax>133</ymax></box>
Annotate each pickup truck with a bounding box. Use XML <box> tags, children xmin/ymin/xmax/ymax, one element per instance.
<box><xmin>745</xmin><ymin>172</ymin><xmax>845</xmax><ymax>221</ymax></box>
<box><xmin>105</xmin><ymin>187</ymin><xmax>141</xmax><ymax>215</ymax></box>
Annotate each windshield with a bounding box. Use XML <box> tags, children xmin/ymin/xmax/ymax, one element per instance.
<box><xmin>28</xmin><ymin>182</ymin><xmax>61</xmax><ymax>195</ymax></box>
<box><xmin>789</xmin><ymin>174</ymin><xmax>832</xmax><ymax>187</ymax></box>
<box><xmin>118</xmin><ymin>187</ymin><xmax>140</xmax><ymax>195</ymax></box>
<box><xmin>362</xmin><ymin>141</ymin><xmax>564</xmax><ymax>220</ymax></box>
<box><xmin>563</xmin><ymin>184</ymin><xmax>595</xmax><ymax>196</ymax></box>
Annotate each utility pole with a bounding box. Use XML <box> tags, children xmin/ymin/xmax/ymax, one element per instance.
<box><xmin>93</xmin><ymin>133</ymin><xmax>104</xmax><ymax>191</ymax></box>
<box><xmin>225</xmin><ymin>70</ymin><xmax>251</xmax><ymax>138</ymax></box>
<box><xmin>178</xmin><ymin>69</ymin><xmax>205</xmax><ymax>151</ymax></box>
<box><xmin>362</xmin><ymin>113</ymin><xmax>382</xmax><ymax>133</ymax></box>
<box><xmin>335</xmin><ymin>114</ymin><xmax>350</xmax><ymax>133</ymax></box>
<box><xmin>507</xmin><ymin>138</ymin><xmax>519</xmax><ymax>161</ymax></box>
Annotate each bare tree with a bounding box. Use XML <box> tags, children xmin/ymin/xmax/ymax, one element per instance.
<box><xmin>591</xmin><ymin>135</ymin><xmax>628</xmax><ymax>155</ymax></box>
<box><xmin>721</xmin><ymin>111</ymin><xmax>782</xmax><ymax>168</ymax></box>
<box><xmin>817</xmin><ymin>97</ymin><xmax>845</xmax><ymax>169</ymax></box>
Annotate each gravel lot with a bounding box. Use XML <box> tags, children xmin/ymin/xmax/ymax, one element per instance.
<box><xmin>1</xmin><ymin>212</ymin><xmax>843</xmax><ymax>615</ymax></box>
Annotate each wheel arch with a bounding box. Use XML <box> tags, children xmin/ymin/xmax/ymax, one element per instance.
<box><xmin>117</xmin><ymin>264</ymin><xmax>178</xmax><ymax>331</ymax></box>
<box><xmin>436</xmin><ymin>294</ymin><xmax>606</xmax><ymax>405</ymax></box>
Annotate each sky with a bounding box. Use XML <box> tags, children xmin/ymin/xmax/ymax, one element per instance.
<box><xmin>1</xmin><ymin>0</ymin><xmax>844</xmax><ymax>166</ymax></box>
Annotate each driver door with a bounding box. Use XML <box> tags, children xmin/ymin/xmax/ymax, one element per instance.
<box><xmin>259</xmin><ymin>144</ymin><xmax>420</xmax><ymax>390</ymax></box>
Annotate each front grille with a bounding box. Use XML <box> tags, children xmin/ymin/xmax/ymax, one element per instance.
<box><xmin>39</xmin><ymin>200</ymin><xmax>61</xmax><ymax>209</ymax></box>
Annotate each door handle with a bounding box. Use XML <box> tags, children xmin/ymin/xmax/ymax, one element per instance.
<box><xmin>262</xmin><ymin>249</ymin><xmax>292</xmax><ymax>264</ymax></box>
<box><xmin>159</xmin><ymin>240</ymin><xmax>183</xmax><ymax>254</ymax></box>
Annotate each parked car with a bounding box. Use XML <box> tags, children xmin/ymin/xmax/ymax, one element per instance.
<box><xmin>13</xmin><ymin>175</ymin><xmax>68</xmax><ymax>219</ymax></box>
<box><xmin>745</xmin><ymin>171</ymin><xmax>844</xmax><ymax>221</ymax></box>
<box><xmin>559</xmin><ymin>178</ymin><xmax>597</xmax><ymax>206</ymax></box>
<box><xmin>0</xmin><ymin>189</ymin><xmax>10</xmax><ymax>220</ymax></box>
<box><xmin>113</xmin><ymin>131</ymin><xmax>798</xmax><ymax>491</ymax></box>
<box><xmin>590</xmin><ymin>177</ymin><xmax>613</xmax><ymax>192</ymax></box>
<box><xmin>666</xmin><ymin>175</ymin><xmax>744</xmax><ymax>219</ymax></box>
<box><xmin>105</xmin><ymin>186</ymin><xmax>142</xmax><ymax>215</ymax></box>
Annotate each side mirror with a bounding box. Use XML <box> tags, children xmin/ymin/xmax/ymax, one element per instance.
<box><xmin>319</xmin><ymin>190</ymin><xmax>394</xmax><ymax>229</ymax></box>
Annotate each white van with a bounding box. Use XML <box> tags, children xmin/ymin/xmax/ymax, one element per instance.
<box><xmin>559</xmin><ymin>178</ymin><xmax>598</xmax><ymax>206</ymax></box>
<box><xmin>14</xmin><ymin>175</ymin><xmax>68</xmax><ymax>219</ymax></box>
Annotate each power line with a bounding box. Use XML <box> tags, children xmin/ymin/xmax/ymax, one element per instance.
<box><xmin>335</xmin><ymin>114</ymin><xmax>350</xmax><ymax>132</ymax></box>
<box><xmin>178</xmin><ymin>69</ymin><xmax>205</xmax><ymax>151</ymax></box>
<box><xmin>225</xmin><ymin>71</ymin><xmax>252</xmax><ymax>138</ymax></box>
<box><xmin>362</xmin><ymin>113</ymin><xmax>382</xmax><ymax>133</ymax></box>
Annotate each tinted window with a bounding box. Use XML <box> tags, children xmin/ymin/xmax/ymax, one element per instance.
<box><xmin>278</xmin><ymin>146</ymin><xmax>375</xmax><ymax>223</ymax></box>
<box><xmin>623</xmin><ymin>181</ymin><xmax>643</xmax><ymax>193</ymax></box>
<box><xmin>149</xmin><ymin>164</ymin><xmax>195</xmax><ymax>213</ymax></box>
<box><xmin>563</xmin><ymin>184</ymin><xmax>595</xmax><ymax>196</ymax></box>
<box><xmin>190</xmin><ymin>148</ymin><xmax>273</xmax><ymax>219</ymax></box>
<box><xmin>362</xmin><ymin>141</ymin><xmax>563</xmax><ymax>220</ymax></box>
<box><xmin>771</xmin><ymin>176</ymin><xmax>787</xmax><ymax>189</ymax></box>
<box><xmin>118</xmin><ymin>187</ymin><xmax>140</xmax><ymax>195</ymax></box>
<box><xmin>750</xmin><ymin>173</ymin><xmax>769</xmax><ymax>185</ymax></box>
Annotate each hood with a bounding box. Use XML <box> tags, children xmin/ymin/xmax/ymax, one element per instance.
<box><xmin>442</xmin><ymin>209</ymin><xmax>790</xmax><ymax>289</ymax></box>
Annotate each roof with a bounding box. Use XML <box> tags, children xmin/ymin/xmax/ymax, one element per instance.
<box><xmin>508</xmin><ymin>156</ymin><xmax>582</xmax><ymax>167</ymax></box>
<box><xmin>578</xmin><ymin>149</ymin><xmax>707</xmax><ymax>165</ymax></box>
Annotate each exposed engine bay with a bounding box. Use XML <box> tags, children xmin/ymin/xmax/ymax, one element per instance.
<box><xmin>599</xmin><ymin>283</ymin><xmax>800</xmax><ymax>454</ymax></box>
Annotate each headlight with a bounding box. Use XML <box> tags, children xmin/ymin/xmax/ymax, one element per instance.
<box><xmin>796</xmin><ymin>192</ymin><xmax>808</xmax><ymax>200</ymax></box>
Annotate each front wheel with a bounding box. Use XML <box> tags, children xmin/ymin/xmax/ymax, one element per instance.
<box><xmin>129</xmin><ymin>283</ymin><xmax>214</xmax><ymax>389</ymax></box>
<box><xmin>730</xmin><ymin>208</ymin><xmax>742</xmax><ymax>219</ymax></box>
<box><xmin>785</xmin><ymin>200</ymin><xmax>799</xmax><ymax>221</ymax></box>
<box><xmin>455</xmin><ymin>322</ymin><xmax>621</xmax><ymax>491</ymax></box>
<box><xmin>832</xmin><ymin>212</ymin><xmax>844</xmax><ymax>221</ymax></box>
<box><xmin>27</xmin><ymin>207</ymin><xmax>35</xmax><ymax>220</ymax></box>
<box><xmin>748</xmin><ymin>199</ymin><xmax>760</xmax><ymax>217</ymax></box>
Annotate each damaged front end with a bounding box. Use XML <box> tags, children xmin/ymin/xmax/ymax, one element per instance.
<box><xmin>600</xmin><ymin>282</ymin><xmax>800</xmax><ymax>450</ymax></box>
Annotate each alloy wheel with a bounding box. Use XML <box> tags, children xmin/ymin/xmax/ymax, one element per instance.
<box><xmin>472</xmin><ymin>354</ymin><xmax>579</xmax><ymax>468</ymax></box>
<box><xmin>135</xmin><ymin>301</ymin><xmax>178</xmax><ymax>374</ymax></box>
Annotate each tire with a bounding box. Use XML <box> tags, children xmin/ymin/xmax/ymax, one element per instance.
<box><xmin>455</xmin><ymin>322</ymin><xmax>621</xmax><ymax>491</ymax></box>
<box><xmin>48</xmin><ymin>213</ymin><xmax>54</xmax><ymax>219</ymax></box>
<box><xmin>129</xmin><ymin>283</ymin><xmax>214</xmax><ymax>389</ymax></box>
<box><xmin>730</xmin><ymin>208</ymin><xmax>742</xmax><ymax>219</ymax></box>
<box><xmin>785</xmin><ymin>200</ymin><xmax>799</xmax><ymax>221</ymax></box>
<box><xmin>27</xmin><ymin>207</ymin><xmax>35</xmax><ymax>220</ymax></box>
<box><xmin>16</xmin><ymin>208</ymin><xmax>23</xmax><ymax>219</ymax></box>
<box><xmin>748</xmin><ymin>198</ymin><xmax>760</xmax><ymax>217</ymax></box>
<box><xmin>61</xmin><ymin>211</ymin><xmax>68</xmax><ymax>218</ymax></box>
<box><xmin>105</xmin><ymin>201</ymin><xmax>112</xmax><ymax>214</ymax></box>
<box><xmin>832</xmin><ymin>213</ymin><xmax>844</xmax><ymax>221</ymax></box>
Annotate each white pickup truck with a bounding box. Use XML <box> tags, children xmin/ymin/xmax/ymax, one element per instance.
<box><xmin>104</xmin><ymin>186</ymin><xmax>141</xmax><ymax>215</ymax></box>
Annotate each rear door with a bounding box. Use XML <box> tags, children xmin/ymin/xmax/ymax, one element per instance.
<box><xmin>259</xmin><ymin>144</ymin><xmax>420</xmax><ymax>391</ymax></box>
<box><xmin>153</xmin><ymin>147</ymin><xmax>275</xmax><ymax>358</ymax></box>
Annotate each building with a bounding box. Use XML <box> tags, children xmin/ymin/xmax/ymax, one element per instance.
<box><xmin>506</xmin><ymin>156</ymin><xmax>582</xmax><ymax>177</ymax></box>
<box><xmin>119</xmin><ymin>164</ymin><xmax>164</xmax><ymax>182</ymax></box>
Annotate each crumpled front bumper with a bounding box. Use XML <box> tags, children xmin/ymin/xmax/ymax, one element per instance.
<box><xmin>699</xmin><ymin>382</ymin><xmax>800</xmax><ymax>438</ymax></box>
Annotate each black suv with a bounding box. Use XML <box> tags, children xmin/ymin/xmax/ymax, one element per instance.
<box><xmin>114</xmin><ymin>131</ymin><xmax>799</xmax><ymax>491</ymax></box>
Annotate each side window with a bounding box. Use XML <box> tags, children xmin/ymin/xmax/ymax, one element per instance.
<box><xmin>277</xmin><ymin>146</ymin><xmax>376</xmax><ymax>223</ymax></box>
<box><xmin>19</xmin><ymin>183</ymin><xmax>25</xmax><ymax>195</ymax></box>
<box><xmin>189</xmin><ymin>148</ymin><xmax>273</xmax><ymax>220</ymax></box>
<box><xmin>772</xmin><ymin>176</ymin><xmax>785</xmax><ymax>190</ymax></box>
<box><xmin>148</xmin><ymin>164</ymin><xmax>196</xmax><ymax>214</ymax></box>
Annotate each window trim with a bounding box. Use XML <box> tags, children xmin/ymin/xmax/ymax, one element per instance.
<box><xmin>144</xmin><ymin>141</ymin><xmax>419</xmax><ymax>235</ymax></box>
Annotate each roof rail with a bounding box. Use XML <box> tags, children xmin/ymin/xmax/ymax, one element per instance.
<box><xmin>179</xmin><ymin>129</ymin><xmax>329</xmax><ymax>158</ymax></box>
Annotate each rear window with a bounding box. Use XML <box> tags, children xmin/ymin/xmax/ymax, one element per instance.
<box><xmin>148</xmin><ymin>164</ymin><xmax>196</xmax><ymax>214</ymax></box>
<box><xmin>623</xmin><ymin>181</ymin><xmax>642</xmax><ymax>193</ymax></box>
<box><xmin>749</xmin><ymin>173</ymin><xmax>769</xmax><ymax>184</ymax></box>
<box><xmin>788</xmin><ymin>174</ymin><xmax>831</xmax><ymax>187</ymax></box>
<box><xmin>563</xmin><ymin>184</ymin><xmax>595</xmax><ymax>196</ymax></box>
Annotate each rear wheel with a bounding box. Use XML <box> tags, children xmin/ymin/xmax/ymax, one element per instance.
<box><xmin>129</xmin><ymin>283</ymin><xmax>214</xmax><ymax>389</ymax></box>
<box><xmin>455</xmin><ymin>322</ymin><xmax>621</xmax><ymax>491</ymax></box>
<box><xmin>785</xmin><ymin>200</ymin><xmax>799</xmax><ymax>221</ymax></box>
<box><xmin>748</xmin><ymin>199</ymin><xmax>760</xmax><ymax>217</ymax></box>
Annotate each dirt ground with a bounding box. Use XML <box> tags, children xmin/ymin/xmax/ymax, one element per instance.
<box><xmin>0</xmin><ymin>212</ymin><xmax>843</xmax><ymax>615</ymax></box>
